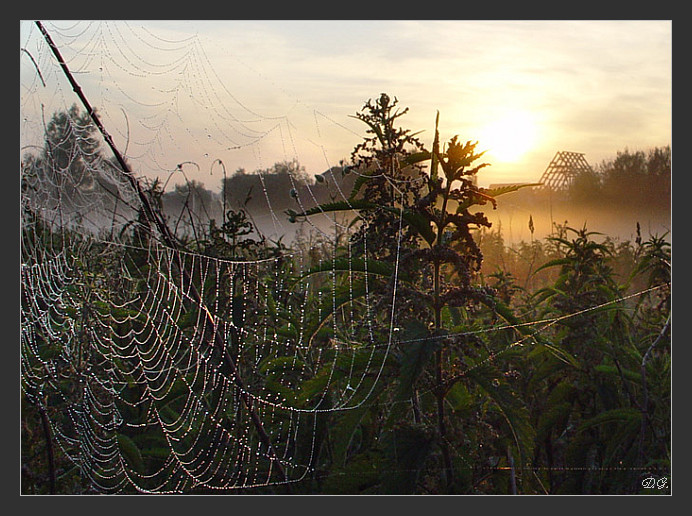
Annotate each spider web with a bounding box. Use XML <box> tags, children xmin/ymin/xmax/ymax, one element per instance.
<box><xmin>19</xmin><ymin>20</ymin><xmax>403</xmax><ymax>493</ymax></box>
<box><xmin>20</xmin><ymin>21</ymin><xmax>669</xmax><ymax>494</ymax></box>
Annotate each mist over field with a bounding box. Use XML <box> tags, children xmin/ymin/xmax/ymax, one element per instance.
<box><xmin>153</xmin><ymin>155</ymin><xmax>671</xmax><ymax>249</ymax></box>
<box><xmin>485</xmin><ymin>193</ymin><xmax>671</xmax><ymax>245</ymax></box>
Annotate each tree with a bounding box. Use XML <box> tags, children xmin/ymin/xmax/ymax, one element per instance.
<box><xmin>569</xmin><ymin>168</ymin><xmax>602</xmax><ymax>205</ymax></box>
<box><xmin>166</xmin><ymin>179</ymin><xmax>217</xmax><ymax>232</ymax></box>
<box><xmin>22</xmin><ymin>104</ymin><xmax>105</xmax><ymax>210</ymax></box>
<box><xmin>222</xmin><ymin>159</ymin><xmax>310</xmax><ymax>213</ymax></box>
<box><xmin>596</xmin><ymin>146</ymin><xmax>671</xmax><ymax>208</ymax></box>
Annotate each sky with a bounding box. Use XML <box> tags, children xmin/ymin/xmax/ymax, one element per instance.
<box><xmin>20</xmin><ymin>20</ymin><xmax>672</xmax><ymax>190</ymax></box>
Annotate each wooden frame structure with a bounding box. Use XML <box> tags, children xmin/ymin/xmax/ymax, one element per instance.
<box><xmin>538</xmin><ymin>151</ymin><xmax>593</xmax><ymax>191</ymax></box>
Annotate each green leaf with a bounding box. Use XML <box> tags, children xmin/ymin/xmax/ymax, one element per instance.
<box><xmin>476</xmin><ymin>297</ymin><xmax>576</xmax><ymax>365</ymax></box>
<box><xmin>358</xmin><ymin>116</ymin><xmax>386</xmax><ymax>146</ymax></box>
<box><xmin>275</xmin><ymin>324</ymin><xmax>298</xmax><ymax>340</ymax></box>
<box><xmin>295</xmin><ymin>199</ymin><xmax>436</xmax><ymax>247</ymax></box>
<box><xmin>399</xmin><ymin>208</ymin><xmax>436</xmax><ymax>246</ymax></box>
<box><xmin>293</xmin><ymin>200</ymin><xmax>366</xmax><ymax>218</ymax></box>
<box><xmin>259</xmin><ymin>356</ymin><xmax>307</xmax><ymax>407</ymax></box>
<box><xmin>329</xmin><ymin>377</ymin><xmax>386</xmax><ymax>466</ymax></box>
<box><xmin>533</xmin><ymin>257</ymin><xmax>573</xmax><ymax>274</ymax></box>
<box><xmin>524</xmin><ymin>335</ymin><xmax>580</xmax><ymax>368</ymax></box>
<box><xmin>349</xmin><ymin>168</ymin><xmax>381</xmax><ymax>200</ymax></box>
<box><xmin>304</xmin><ymin>281</ymin><xmax>369</xmax><ymax>345</ymax></box>
<box><xmin>484</xmin><ymin>183</ymin><xmax>542</xmax><ymax>198</ymax></box>
<box><xmin>298</xmin><ymin>256</ymin><xmax>395</xmax><ymax>282</ymax></box>
<box><xmin>484</xmin><ymin>297</ymin><xmax>520</xmax><ymax>326</ymax></box>
<box><xmin>453</xmin><ymin>183</ymin><xmax>541</xmax><ymax>213</ymax></box>
<box><xmin>330</xmin><ymin>408</ymin><xmax>368</xmax><ymax>466</ymax></box>
<box><xmin>259</xmin><ymin>355</ymin><xmax>306</xmax><ymax>375</ymax></box>
<box><xmin>296</xmin><ymin>349</ymin><xmax>387</xmax><ymax>406</ymax></box>
<box><xmin>265</xmin><ymin>288</ymin><xmax>277</xmax><ymax>318</ymax></box>
<box><xmin>296</xmin><ymin>372</ymin><xmax>331</xmax><ymax>406</ymax></box>
<box><xmin>430</xmin><ymin>111</ymin><xmax>440</xmax><ymax>184</ymax></box>
<box><xmin>576</xmin><ymin>408</ymin><xmax>642</xmax><ymax>433</ymax></box>
<box><xmin>537</xmin><ymin>401</ymin><xmax>573</xmax><ymax>443</ymax></box>
<box><xmin>399</xmin><ymin>151</ymin><xmax>432</xmax><ymax>168</ymax></box>
<box><xmin>117</xmin><ymin>433</ymin><xmax>145</xmax><ymax>472</ymax></box>
<box><xmin>594</xmin><ymin>364</ymin><xmax>642</xmax><ymax>383</ymax></box>
<box><xmin>536</xmin><ymin>380</ymin><xmax>575</xmax><ymax>442</ymax></box>
<box><xmin>446</xmin><ymin>382</ymin><xmax>472</xmax><ymax>414</ymax></box>
<box><xmin>467</xmin><ymin>364</ymin><xmax>535</xmax><ymax>464</ymax></box>
<box><xmin>395</xmin><ymin>320</ymin><xmax>440</xmax><ymax>400</ymax></box>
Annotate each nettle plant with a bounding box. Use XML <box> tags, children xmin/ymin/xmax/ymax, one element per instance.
<box><xmin>290</xmin><ymin>94</ymin><xmax>538</xmax><ymax>493</ymax></box>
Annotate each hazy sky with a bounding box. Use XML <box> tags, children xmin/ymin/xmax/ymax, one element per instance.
<box><xmin>20</xmin><ymin>20</ymin><xmax>672</xmax><ymax>189</ymax></box>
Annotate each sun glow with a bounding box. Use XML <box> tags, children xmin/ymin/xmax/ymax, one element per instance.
<box><xmin>477</xmin><ymin>110</ymin><xmax>538</xmax><ymax>163</ymax></box>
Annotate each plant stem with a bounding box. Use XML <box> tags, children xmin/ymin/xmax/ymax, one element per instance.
<box><xmin>433</xmin><ymin>258</ymin><xmax>453</xmax><ymax>491</ymax></box>
<box><xmin>431</xmin><ymin>153</ymin><xmax>456</xmax><ymax>492</ymax></box>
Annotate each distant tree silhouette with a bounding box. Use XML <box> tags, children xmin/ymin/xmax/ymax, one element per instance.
<box><xmin>221</xmin><ymin>160</ymin><xmax>314</xmax><ymax>213</ymax></box>
<box><xmin>568</xmin><ymin>166</ymin><xmax>602</xmax><ymax>205</ymax></box>
<box><xmin>565</xmin><ymin>146</ymin><xmax>671</xmax><ymax>209</ymax></box>
<box><xmin>596</xmin><ymin>146</ymin><xmax>671</xmax><ymax>208</ymax></box>
<box><xmin>22</xmin><ymin>104</ymin><xmax>105</xmax><ymax>209</ymax></box>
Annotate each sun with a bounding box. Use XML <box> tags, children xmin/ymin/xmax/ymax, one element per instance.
<box><xmin>477</xmin><ymin>110</ymin><xmax>538</xmax><ymax>163</ymax></box>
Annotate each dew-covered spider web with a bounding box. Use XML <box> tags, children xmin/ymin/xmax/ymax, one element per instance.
<box><xmin>20</xmin><ymin>21</ymin><xmax>670</xmax><ymax>494</ymax></box>
<box><xmin>19</xmin><ymin>20</ymin><xmax>411</xmax><ymax>493</ymax></box>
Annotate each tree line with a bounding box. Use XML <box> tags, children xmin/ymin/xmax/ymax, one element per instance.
<box><xmin>567</xmin><ymin>146</ymin><xmax>671</xmax><ymax>208</ymax></box>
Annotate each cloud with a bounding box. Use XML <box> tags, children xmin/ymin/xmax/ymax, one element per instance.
<box><xmin>21</xmin><ymin>20</ymin><xmax>670</xmax><ymax>190</ymax></box>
